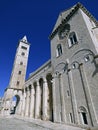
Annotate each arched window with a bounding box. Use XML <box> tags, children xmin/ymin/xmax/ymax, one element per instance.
<box><xmin>68</xmin><ymin>32</ymin><xmax>78</xmax><ymax>47</ymax></box>
<box><xmin>56</xmin><ymin>44</ymin><xmax>63</xmax><ymax>57</ymax></box>
<box><xmin>79</xmin><ymin>106</ymin><xmax>88</xmax><ymax>125</ymax></box>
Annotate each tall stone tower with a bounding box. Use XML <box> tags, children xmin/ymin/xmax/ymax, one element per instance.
<box><xmin>9</xmin><ymin>36</ymin><xmax>30</xmax><ymax>90</ymax></box>
<box><xmin>2</xmin><ymin>36</ymin><xmax>30</xmax><ymax>115</ymax></box>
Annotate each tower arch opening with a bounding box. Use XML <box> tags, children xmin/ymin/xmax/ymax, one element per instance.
<box><xmin>10</xmin><ymin>95</ymin><xmax>20</xmax><ymax>115</ymax></box>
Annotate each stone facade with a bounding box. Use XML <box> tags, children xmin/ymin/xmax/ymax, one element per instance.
<box><xmin>1</xmin><ymin>2</ymin><xmax>98</xmax><ymax>129</ymax></box>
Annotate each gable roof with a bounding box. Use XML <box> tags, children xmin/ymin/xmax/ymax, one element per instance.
<box><xmin>49</xmin><ymin>2</ymin><xmax>98</xmax><ymax>40</ymax></box>
<box><xmin>52</xmin><ymin>4</ymin><xmax>76</xmax><ymax>33</ymax></box>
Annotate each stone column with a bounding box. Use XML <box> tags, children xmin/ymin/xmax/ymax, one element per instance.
<box><xmin>17</xmin><ymin>99</ymin><xmax>22</xmax><ymax>115</ymax></box>
<box><xmin>29</xmin><ymin>84</ymin><xmax>35</xmax><ymax>118</ymax></box>
<box><xmin>59</xmin><ymin>73</ymin><xmax>66</xmax><ymax>123</ymax></box>
<box><xmin>17</xmin><ymin>91</ymin><xmax>23</xmax><ymax>115</ymax></box>
<box><xmin>52</xmin><ymin>75</ymin><xmax>57</xmax><ymax>122</ymax></box>
<box><xmin>35</xmin><ymin>80</ymin><xmax>41</xmax><ymax>119</ymax></box>
<box><xmin>42</xmin><ymin>77</ymin><xmax>48</xmax><ymax>120</ymax></box>
<box><xmin>21</xmin><ymin>89</ymin><xmax>26</xmax><ymax>117</ymax></box>
<box><xmin>25</xmin><ymin>87</ymin><xmax>30</xmax><ymax>117</ymax></box>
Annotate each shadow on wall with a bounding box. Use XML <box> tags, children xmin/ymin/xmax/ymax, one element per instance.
<box><xmin>92</xmin><ymin>59</ymin><xmax>98</xmax><ymax>77</ymax></box>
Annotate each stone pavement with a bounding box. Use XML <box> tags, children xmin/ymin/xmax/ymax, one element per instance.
<box><xmin>0</xmin><ymin>115</ymin><xmax>96</xmax><ymax>130</ymax></box>
<box><xmin>16</xmin><ymin>116</ymin><xmax>86</xmax><ymax>130</ymax></box>
<box><xmin>0</xmin><ymin>116</ymin><xmax>47</xmax><ymax>130</ymax></box>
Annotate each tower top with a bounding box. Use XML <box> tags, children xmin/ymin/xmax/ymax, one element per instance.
<box><xmin>22</xmin><ymin>35</ymin><xmax>27</xmax><ymax>42</ymax></box>
<box><xmin>20</xmin><ymin>35</ymin><xmax>30</xmax><ymax>45</ymax></box>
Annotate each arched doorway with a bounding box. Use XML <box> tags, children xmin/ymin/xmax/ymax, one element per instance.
<box><xmin>79</xmin><ymin>106</ymin><xmax>88</xmax><ymax>125</ymax></box>
<box><xmin>10</xmin><ymin>95</ymin><xmax>20</xmax><ymax>114</ymax></box>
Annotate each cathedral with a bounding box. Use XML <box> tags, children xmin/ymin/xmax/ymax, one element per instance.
<box><xmin>1</xmin><ymin>2</ymin><xmax>98</xmax><ymax>129</ymax></box>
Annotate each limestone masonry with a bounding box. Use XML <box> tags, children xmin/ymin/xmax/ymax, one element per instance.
<box><xmin>1</xmin><ymin>2</ymin><xmax>98</xmax><ymax>130</ymax></box>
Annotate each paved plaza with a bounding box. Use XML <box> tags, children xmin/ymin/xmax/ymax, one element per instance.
<box><xmin>0</xmin><ymin>116</ymin><xmax>89</xmax><ymax>130</ymax></box>
<box><xmin>0</xmin><ymin>117</ymin><xmax>49</xmax><ymax>130</ymax></box>
<box><xmin>0</xmin><ymin>117</ymin><xmax>53</xmax><ymax>130</ymax></box>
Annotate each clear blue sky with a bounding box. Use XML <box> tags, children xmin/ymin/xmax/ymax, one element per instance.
<box><xmin>0</xmin><ymin>0</ymin><xmax>98</xmax><ymax>97</ymax></box>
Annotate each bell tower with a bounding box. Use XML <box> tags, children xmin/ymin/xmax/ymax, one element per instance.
<box><xmin>9</xmin><ymin>36</ymin><xmax>30</xmax><ymax>90</ymax></box>
<box><xmin>2</xmin><ymin>36</ymin><xmax>30</xmax><ymax>115</ymax></box>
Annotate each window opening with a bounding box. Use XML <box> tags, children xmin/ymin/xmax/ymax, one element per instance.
<box><xmin>16</xmin><ymin>81</ymin><xmax>20</xmax><ymax>86</ymax></box>
<box><xmin>67</xmin><ymin>90</ymin><xmax>70</xmax><ymax>96</ymax></box>
<box><xmin>18</xmin><ymin>71</ymin><xmax>21</xmax><ymax>75</ymax></box>
<box><xmin>79</xmin><ymin>106</ymin><xmax>88</xmax><ymax>125</ymax></box>
<box><xmin>69</xmin><ymin>113</ymin><xmax>73</xmax><ymax>123</ymax></box>
<box><xmin>21</xmin><ymin>52</ymin><xmax>25</xmax><ymax>56</ymax></box>
<box><xmin>69</xmin><ymin>32</ymin><xmax>78</xmax><ymax>47</ymax></box>
<box><xmin>84</xmin><ymin>56</ymin><xmax>90</xmax><ymax>62</ymax></box>
<box><xmin>56</xmin><ymin>44</ymin><xmax>63</xmax><ymax>57</ymax></box>
<box><xmin>21</xmin><ymin>46</ymin><xmax>27</xmax><ymax>50</ymax></box>
<box><xmin>82</xmin><ymin>112</ymin><xmax>88</xmax><ymax>124</ymax></box>
<box><xmin>72</xmin><ymin>63</ymin><xmax>76</xmax><ymax>69</ymax></box>
<box><xmin>20</xmin><ymin>62</ymin><xmax>23</xmax><ymax>65</ymax></box>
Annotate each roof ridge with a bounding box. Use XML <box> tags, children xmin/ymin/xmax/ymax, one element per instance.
<box><xmin>60</xmin><ymin>2</ymin><xmax>82</xmax><ymax>15</ymax></box>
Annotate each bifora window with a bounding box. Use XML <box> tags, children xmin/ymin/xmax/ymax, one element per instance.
<box><xmin>68</xmin><ymin>32</ymin><xmax>78</xmax><ymax>47</ymax></box>
<box><xmin>56</xmin><ymin>44</ymin><xmax>63</xmax><ymax>57</ymax></box>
